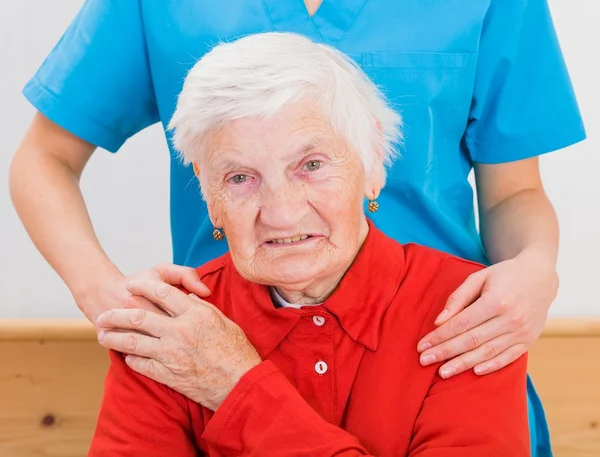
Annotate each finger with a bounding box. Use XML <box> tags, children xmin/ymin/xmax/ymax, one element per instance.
<box><xmin>97</xmin><ymin>329</ymin><xmax>158</xmax><ymax>359</ymax></box>
<box><xmin>156</xmin><ymin>263</ymin><xmax>211</xmax><ymax>297</ymax></box>
<box><xmin>418</xmin><ymin>294</ymin><xmax>497</xmax><ymax>352</ymax></box>
<box><xmin>419</xmin><ymin>316</ymin><xmax>505</xmax><ymax>366</ymax></box>
<box><xmin>472</xmin><ymin>343</ymin><xmax>529</xmax><ymax>376</ymax></box>
<box><xmin>126</xmin><ymin>279</ymin><xmax>191</xmax><ymax>317</ymax></box>
<box><xmin>124</xmin><ymin>355</ymin><xmax>171</xmax><ymax>383</ymax></box>
<box><xmin>124</xmin><ymin>294</ymin><xmax>170</xmax><ymax>316</ymax></box>
<box><xmin>92</xmin><ymin>295</ymin><xmax>167</xmax><ymax>335</ymax></box>
<box><xmin>95</xmin><ymin>308</ymin><xmax>171</xmax><ymax>338</ymax></box>
<box><xmin>434</xmin><ymin>332</ymin><xmax>515</xmax><ymax>378</ymax></box>
<box><xmin>189</xmin><ymin>293</ymin><xmax>227</xmax><ymax>318</ymax></box>
<box><xmin>435</xmin><ymin>271</ymin><xmax>486</xmax><ymax>326</ymax></box>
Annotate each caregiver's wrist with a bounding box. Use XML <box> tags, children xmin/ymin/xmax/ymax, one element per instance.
<box><xmin>515</xmin><ymin>244</ymin><xmax>557</xmax><ymax>271</ymax></box>
<box><xmin>70</xmin><ymin>262</ymin><xmax>124</xmax><ymax>311</ymax></box>
<box><xmin>514</xmin><ymin>245</ymin><xmax>559</xmax><ymax>292</ymax></box>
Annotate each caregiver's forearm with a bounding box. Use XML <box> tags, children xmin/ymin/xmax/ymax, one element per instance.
<box><xmin>9</xmin><ymin>114</ymin><xmax>121</xmax><ymax>302</ymax></box>
<box><xmin>479</xmin><ymin>188</ymin><xmax>559</xmax><ymax>266</ymax></box>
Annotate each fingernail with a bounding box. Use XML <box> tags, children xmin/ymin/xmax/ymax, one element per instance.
<box><xmin>189</xmin><ymin>293</ymin><xmax>201</xmax><ymax>301</ymax></box>
<box><xmin>475</xmin><ymin>363</ymin><xmax>491</xmax><ymax>375</ymax></box>
<box><xmin>435</xmin><ymin>310</ymin><xmax>449</xmax><ymax>325</ymax></box>
<box><xmin>440</xmin><ymin>366</ymin><xmax>456</xmax><ymax>378</ymax></box>
<box><xmin>97</xmin><ymin>331</ymin><xmax>106</xmax><ymax>342</ymax></box>
<box><xmin>420</xmin><ymin>353</ymin><xmax>437</xmax><ymax>366</ymax></box>
<box><xmin>418</xmin><ymin>342</ymin><xmax>432</xmax><ymax>352</ymax></box>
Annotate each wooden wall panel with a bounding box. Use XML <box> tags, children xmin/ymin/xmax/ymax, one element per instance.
<box><xmin>0</xmin><ymin>319</ymin><xmax>598</xmax><ymax>457</ymax></box>
<box><xmin>0</xmin><ymin>321</ymin><xmax>107</xmax><ymax>457</ymax></box>
<box><xmin>528</xmin><ymin>334</ymin><xmax>600</xmax><ymax>456</ymax></box>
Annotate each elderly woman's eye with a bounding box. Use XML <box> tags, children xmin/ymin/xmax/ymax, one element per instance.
<box><xmin>304</xmin><ymin>160</ymin><xmax>323</xmax><ymax>172</ymax></box>
<box><xmin>229</xmin><ymin>174</ymin><xmax>249</xmax><ymax>184</ymax></box>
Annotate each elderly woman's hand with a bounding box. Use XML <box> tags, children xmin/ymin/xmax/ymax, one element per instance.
<box><xmin>417</xmin><ymin>247</ymin><xmax>558</xmax><ymax>378</ymax></box>
<box><xmin>95</xmin><ymin>280</ymin><xmax>262</xmax><ymax>411</ymax></box>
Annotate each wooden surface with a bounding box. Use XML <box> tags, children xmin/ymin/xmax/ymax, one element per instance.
<box><xmin>0</xmin><ymin>318</ymin><xmax>598</xmax><ymax>457</ymax></box>
<box><xmin>529</xmin><ymin>336</ymin><xmax>600</xmax><ymax>456</ymax></box>
<box><xmin>539</xmin><ymin>319</ymin><xmax>600</xmax><ymax>337</ymax></box>
<box><xmin>0</xmin><ymin>333</ymin><xmax>108</xmax><ymax>457</ymax></box>
<box><xmin>0</xmin><ymin>319</ymin><xmax>97</xmax><ymax>341</ymax></box>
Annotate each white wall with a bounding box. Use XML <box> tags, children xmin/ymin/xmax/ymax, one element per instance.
<box><xmin>1</xmin><ymin>1</ymin><xmax>598</xmax><ymax>318</ymax></box>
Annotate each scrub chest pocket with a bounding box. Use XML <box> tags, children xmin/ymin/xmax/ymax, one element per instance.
<box><xmin>358</xmin><ymin>51</ymin><xmax>477</xmax><ymax>182</ymax></box>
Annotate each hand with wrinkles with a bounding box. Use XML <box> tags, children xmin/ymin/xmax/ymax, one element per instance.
<box><xmin>96</xmin><ymin>279</ymin><xmax>262</xmax><ymax>411</ymax></box>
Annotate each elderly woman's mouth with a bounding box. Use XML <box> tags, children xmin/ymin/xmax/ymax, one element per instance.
<box><xmin>264</xmin><ymin>235</ymin><xmax>318</xmax><ymax>246</ymax></box>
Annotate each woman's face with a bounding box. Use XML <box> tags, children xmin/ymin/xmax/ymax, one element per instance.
<box><xmin>200</xmin><ymin>101</ymin><xmax>381</xmax><ymax>291</ymax></box>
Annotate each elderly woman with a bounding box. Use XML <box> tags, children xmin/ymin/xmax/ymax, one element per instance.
<box><xmin>90</xmin><ymin>33</ymin><xmax>529</xmax><ymax>456</ymax></box>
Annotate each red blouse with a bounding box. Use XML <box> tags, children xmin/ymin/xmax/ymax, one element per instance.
<box><xmin>89</xmin><ymin>223</ymin><xmax>530</xmax><ymax>456</ymax></box>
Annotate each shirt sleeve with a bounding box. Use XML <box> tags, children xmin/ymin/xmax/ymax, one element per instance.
<box><xmin>202</xmin><ymin>359</ymin><xmax>529</xmax><ymax>457</ymax></box>
<box><xmin>465</xmin><ymin>0</ymin><xmax>586</xmax><ymax>163</ymax></box>
<box><xmin>88</xmin><ymin>350</ymin><xmax>199</xmax><ymax>457</ymax></box>
<box><xmin>201</xmin><ymin>361</ymin><xmax>374</xmax><ymax>456</ymax></box>
<box><xmin>23</xmin><ymin>0</ymin><xmax>159</xmax><ymax>152</ymax></box>
<box><xmin>408</xmin><ymin>356</ymin><xmax>530</xmax><ymax>457</ymax></box>
<box><xmin>406</xmin><ymin>256</ymin><xmax>530</xmax><ymax>456</ymax></box>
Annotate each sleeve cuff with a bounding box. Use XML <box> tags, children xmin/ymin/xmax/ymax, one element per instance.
<box><xmin>22</xmin><ymin>77</ymin><xmax>126</xmax><ymax>153</ymax></box>
<box><xmin>467</xmin><ymin>119</ymin><xmax>587</xmax><ymax>164</ymax></box>
<box><xmin>201</xmin><ymin>360</ymin><xmax>369</xmax><ymax>455</ymax></box>
<box><xmin>201</xmin><ymin>361</ymin><xmax>281</xmax><ymax>447</ymax></box>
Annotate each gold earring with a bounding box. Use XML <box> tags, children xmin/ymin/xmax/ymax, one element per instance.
<box><xmin>368</xmin><ymin>200</ymin><xmax>379</xmax><ymax>213</ymax></box>
<box><xmin>212</xmin><ymin>228</ymin><xmax>224</xmax><ymax>241</ymax></box>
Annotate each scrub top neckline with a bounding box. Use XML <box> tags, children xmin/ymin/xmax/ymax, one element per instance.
<box><xmin>261</xmin><ymin>0</ymin><xmax>371</xmax><ymax>45</ymax></box>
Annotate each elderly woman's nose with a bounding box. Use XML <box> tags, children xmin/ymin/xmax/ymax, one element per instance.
<box><xmin>260</xmin><ymin>185</ymin><xmax>309</xmax><ymax>228</ymax></box>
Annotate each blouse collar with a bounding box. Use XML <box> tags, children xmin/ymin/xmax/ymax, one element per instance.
<box><xmin>226</xmin><ymin>219</ymin><xmax>407</xmax><ymax>357</ymax></box>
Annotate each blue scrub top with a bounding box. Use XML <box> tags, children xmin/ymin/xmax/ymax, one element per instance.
<box><xmin>24</xmin><ymin>1</ymin><xmax>585</xmax><ymax>455</ymax></box>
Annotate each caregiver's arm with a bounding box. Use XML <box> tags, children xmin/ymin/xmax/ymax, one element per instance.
<box><xmin>9</xmin><ymin>113</ymin><xmax>116</xmax><ymax>320</ymax></box>
<box><xmin>418</xmin><ymin>157</ymin><xmax>559</xmax><ymax>376</ymax></box>
<box><xmin>417</xmin><ymin>0</ymin><xmax>582</xmax><ymax>377</ymax></box>
<box><xmin>9</xmin><ymin>114</ymin><xmax>208</xmax><ymax>322</ymax></box>
<box><xmin>477</xmin><ymin>157</ymin><xmax>558</xmax><ymax>265</ymax></box>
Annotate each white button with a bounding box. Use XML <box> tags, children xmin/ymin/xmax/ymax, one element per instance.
<box><xmin>315</xmin><ymin>361</ymin><xmax>328</xmax><ymax>375</ymax></box>
<box><xmin>312</xmin><ymin>315</ymin><xmax>325</xmax><ymax>326</ymax></box>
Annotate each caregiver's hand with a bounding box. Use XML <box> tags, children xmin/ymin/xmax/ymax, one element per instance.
<box><xmin>417</xmin><ymin>247</ymin><xmax>558</xmax><ymax>378</ymax></box>
<box><xmin>79</xmin><ymin>263</ymin><xmax>210</xmax><ymax>326</ymax></box>
<box><xmin>95</xmin><ymin>280</ymin><xmax>262</xmax><ymax>411</ymax></box>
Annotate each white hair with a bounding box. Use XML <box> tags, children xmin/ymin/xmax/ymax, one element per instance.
<box><xmin>168</xmin><ymin>32</ymin><xmax>402</xmax><ymax>185</ymax></box>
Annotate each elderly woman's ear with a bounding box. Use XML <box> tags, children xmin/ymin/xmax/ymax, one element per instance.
<box><xmin>193</xmin><ymin>162</ymin><xmax>201</xmax><ymax>179</ymax></box>
<box><xmin>365</xmin><ymin>122</ymin><xmax>385</xmax><ymax>201</ymax></box>
<box><xmin>365</xmin><ymin>165</ymin><xmax>383</xmax><ymax>202</ymax></box>
<box><xmin>192</xmin><ymin>162</ymin><xmax>222</xmax><ymax>229</ymax></box>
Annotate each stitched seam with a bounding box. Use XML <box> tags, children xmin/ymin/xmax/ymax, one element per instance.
<box><xmin>337</xmin><ymin>0</ymin><xmax>372</xmax><ymax>46</ymax></box>
<box><xmin>30</xmin><ymin>76</ymin><xmax>124</xmax><ymax>142</ymax></box>
<box><xmin>331</xmin><ymin>321</ymin><xmax>339</xmax><ymax>423</ymax></box>
<box><xmin>129</xmin><ymin>0</ymin><xmax>160</xmax><ymax>138</ymax></box>
<box><xmin>289</xmin><ymin>331</ymin><xmax>332</xmax><ymax>336</ymax></box>
<box><xmin>211</xmin><ymin>368</ymin><xmax>280</xmax><ymax>443</ymax></box>
<box><xmin>467</xmin><ymin>122</ymin><xmax>585</xmax><ymax>148</ymax></box>
<box><xmin>308</xmin><ymin>6</ymin><xmax>326</xmax><ymax>43</ymax></box>
<box><xmin>261</xmin><ymin>1</ymin><xmax>276</xmax><ymax>32</ymax></box>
